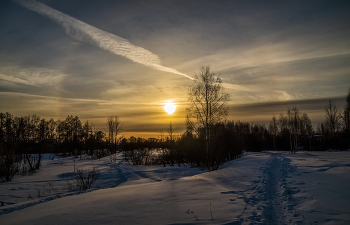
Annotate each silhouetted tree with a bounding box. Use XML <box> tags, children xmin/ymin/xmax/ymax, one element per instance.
<box><xmin>344</xmin><ymin>88</ymin><xmax>350</xmax><ymax>134</ymax></box>
<box><xmin>0</xmin><ymin>113</ymin><xmax>5</xmax><ymax>143</ymax></box>
<box><xmin>113</xmin><ymin>116</ymin><xmax>123</xmax><ymax>147</ymax></box>
<box><xmin>277</xmin><ymin>108</ymin><xmax>313</xmax><ymax>151</ymax></box>
<box><xmin>166</xmin><ymin>121</ymin><xmax>176</xmax><ymax>165</ymax></box>
<box><xmin>324</xmin><ymin>101</ymin><xmax>343</xmax><ymax>134</ymax></box>
<box><xmin>82</xmin><ymin>120</ymin><xmax>92</xmax><ymax>142</ymax></box>
<box><xmin>106</xmin><ymin>116</ymin><xmax>114</xmax><ymax>145</ymax></box>
<box><xmin>0</xmin><ymin>143</ymin><xmax>19</xmax><ymax>182</ymax></box>
<box><xmin>269</xmin><ymin>115</ymin><xmax>278</xmax><ymax>150</ymax></box>
<box><xmin>186</xmin><ymin>66</ymin><xmax>229</xmax><ymax>170</ymax></box>
<box><xmin>106</xmin><ymin>116</ymin><xmax>123</xmax><ymax>152</ymax></box>
<box><xmin>47</xmin><ymin>118</ymin><xmax>57</xmax><ymax>139</ymax></box>
<box><xmin>301</xmin><ymin>113</ymin><xmax>313</xmax><ymax>150</ymax></box>
<box><xmin>38</xmin><ymin>119</ymin><xmax>49</xmax><ymax>141</ymax></box>
<box><xmin>167</xmin><ymin>121</ymin><xmax>175</xmax><ymax>142</ymax></box>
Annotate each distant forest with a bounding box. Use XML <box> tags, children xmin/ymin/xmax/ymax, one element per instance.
<box><xmin>1</xmin><ymin>67</ymin><xmax>349</xmax><ymax>181</ymax></box>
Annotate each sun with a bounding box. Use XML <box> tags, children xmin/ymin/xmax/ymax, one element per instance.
<box><xmin>164</xmin><ymin>101</ymin><xmax>177</xmax><ymax>114</ymax></box>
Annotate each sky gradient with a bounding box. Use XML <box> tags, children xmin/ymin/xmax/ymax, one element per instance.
<box><xmin>1</xmin><ymin>0</ymin><xmax>349</xmax><ymax>137</ymax></box>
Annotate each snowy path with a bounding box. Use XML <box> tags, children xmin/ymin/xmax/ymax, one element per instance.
<box><xmin>239</xmin><ymin>153</ymin><xmax>299</xmax><ymax>225</ymax></box>
<box><xmin>261</xmin><ymin>153</ymin><xmax>296</xmax><ymax>224</ymax></box>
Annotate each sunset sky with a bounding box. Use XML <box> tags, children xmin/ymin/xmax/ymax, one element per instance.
<box><xmin>1</xmin><ymin>0</ymin><xmax>349</xmax><ymax>137</ymax></box>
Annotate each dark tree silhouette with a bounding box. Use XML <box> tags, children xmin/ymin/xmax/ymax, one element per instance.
<box><xmin>167</xmin><ymin>121</ymin><xmax>175</xmax><ymax>142</ymax></box>
<box><xmin>301</xmin><ymin>113</ymin><xmax>313</xmax><ymax>150</ymax></box>
<box><xmin>344</xmin><ymin>88</ymin><xmax>350</xmax><ymax>134</ymax></box>
<box><xmin>269</xmin><ymin>115</ymin><xmax>278</xmax><ymax>150</ymax></box>
<box><xmin>106</xmin><ymin>116</ymin><xmax>123</xmax><ymax>153</ymax></box>
<box><xmin>186</xmin><ymin>66</ymin><xmax>230</xmax><ymax>170</ymax></box>
<box><xmin>324</xmin><ymin>101</ymin><xmax>343</xmax><ymax>134</ymax></box>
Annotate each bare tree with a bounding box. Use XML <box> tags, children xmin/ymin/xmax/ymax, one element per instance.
<box><xmin>301</xmin><ymin>113</ymin><xmax>313</xmax><ymax>150</ymax></box>
<box><xmin>159</xmin><ymin>129</ymin><xmax>165</xmax><ymax>142</ymax></box>
<box><xmin>269</xmin><ymin>115</ymin><xmax>278</xmax><ymax>150</ymax></box>
<box><xmin>286</xmin><ymin>109</ymin><xmax>294</xmax><ymax>152</ymax></box>
<box><xmin>279</xmin><ymin>108</ymin><xmax>311</xmax><ymax>153</ymax></box>
<box><xmin>47</xmin><ymin>118</ymin><xmax>57</xmax><ymax>139</ymax></box>
<box><xmin>291</xmin><ymin>107</ymin><xmax>302</xmax><ymax>153</ymax></box>
<box><xmin>167</xmin><ymin>121</ymin><xmax>175</xmax><ymax>142</ymax></box>
<box><xmin>284</xmin><ymin>107</ymin><xmax>303</xmax><ymax>153</ymax></box>
<box><xmin>113</xmin><ymin>116</ymin><xmax>123</xmax><ymax>145</ymax></box>
<box><xmin>38</xmin><ymin>119</ymin><xmax>49</xmax><ymax>141</ymax></box>
<box><xmin>186</xmin><ymin>66</ymin><xmax>230</xmax><ymax>170</ymax></box>
<box><xmin>106</xmin><ymin>116</ymin><xmax>114</xmax><ymax>145</ymax></box>
<box><xmin>344</xmin><ymin>88</ymin><xmax>350</xmax><ymax>133</ymax></box>
<box><xmin>324</xmin><ymin>100</ymin><xmax>343</xmax><ymax>134</ymax></box>
<box><xmin>0</xmin><ymin>113</ymin><xmax>5</xmax><ymax>143</ymax></box>
<box><xmin>82</xmin><ymin>120</ymin><xmax>92</xmax><ymax>142</ymax></box>
<box><xmin>106</xmin><ymin>116</ymin><xmax>123</xmax><ymax>153</ymax></box>
<box><xmin>166</xmin><ymin>121</ymin><xmax>176</xmax><ymax>166</ymax></box>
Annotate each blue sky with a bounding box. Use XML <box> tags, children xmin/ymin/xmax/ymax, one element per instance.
<box><xmin>1</xmin><ymin>0</ymin><xmax>349</xmax><ymax>137</ymax></box>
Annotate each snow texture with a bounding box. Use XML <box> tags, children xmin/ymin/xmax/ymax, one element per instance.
<box><xmin>1</xmin><ymin>151</ymin><xmax>350</xmax><ymax>224</ymax></box>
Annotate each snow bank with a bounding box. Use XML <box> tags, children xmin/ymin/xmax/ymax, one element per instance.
<box><xmin>1</xmin><ymin>151</ymin><xmax>349</xmax><ymax>224</ymax></box>
<box><xmin>286</xmin><ymin>151</ymin><xmax>350</xmax><ymax>225</ymax></box>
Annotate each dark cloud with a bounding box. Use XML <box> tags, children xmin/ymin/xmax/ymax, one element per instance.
<box><xmin>229</xmin><ymin>96</ymin><xmax>346</xmax><ymax>125</ymax></box>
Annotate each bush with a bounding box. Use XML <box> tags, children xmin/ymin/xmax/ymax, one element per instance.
<box><xmin>75</xmin><ymin>166</ymin><xmax>100</xmax><ymax>190</ymax></box>
<box><xmin>0</xmin><ymin>143</ymin><xmax>19</xmax><ymax>182</ymax></box>
<box><xmin>123</xmin><ymin>148</ymin><xmax>153</xmax><ymax>165</ymax></box>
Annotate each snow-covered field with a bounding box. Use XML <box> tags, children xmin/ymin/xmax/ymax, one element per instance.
<box><xmin>1</xmin><ymin>151</ymin><xmax>350</xmax><ymax>225</ymax></box>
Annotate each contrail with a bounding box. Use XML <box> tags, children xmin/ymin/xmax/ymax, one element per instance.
<box><xmin>12</xmin><ymin>0</ymin><xmax>193</xmax><ymax>80</ymax></box>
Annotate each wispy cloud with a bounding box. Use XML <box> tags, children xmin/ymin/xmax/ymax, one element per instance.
<box><xmin>222</xmin><ymin>83</ymin><xmax>251</xmax><ymax>91</ymax></box>
<box><xmin>0</xmin><ymin>91</ymin><xmax>165</xmax><ymax>106</ymax></box>
<box><xmin>0</xmin><ymin>73</ymin><xmax>32</xmax><ymax>86</ymax></box>
<box><xmin>0</xmin><ymin>91</ymin><xmax>104</xmax><ymax>102</ymax></box>
<box><xmin>12</xmin><ymin>0</ymin><xmax>192</xmax><ymax>80</ymax></box>
<box><xmin>228</xmin><ymin>90</ymin><xmax>295</xmax><ymax>104</ymax></box>
<box><xmin>229</xmin><ymin>95</ymin><xmax>346</xmax><ymax>125</ymax></box>
<box><xmin>0</xmin><ymin>66</ymin><xmax>66</xmax><ymax>86</ymax></box>
<box><xmin>178</xmin><ymin>39</ymin><xmax>350</xmax><ymax>74</ymax></box>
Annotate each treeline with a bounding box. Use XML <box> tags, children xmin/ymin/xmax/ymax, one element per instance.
<box><xmin>268</xmin><ymin>100</ymin><xmax>350</xmax><ymax>152</ymax></box>
<box><xmin>0</xmin><ymin>113</ymin><xmax>107</xmax><ymax>155</ymax></box>
<box><xmin>0</xmin><ymin>113</ymin><xmax>109</xmax><ymax>181</ymax></box>
<box><xmin>0</xmin><ymin>98</ymin><xmax>349</xmax><ymax>181</ymax></box>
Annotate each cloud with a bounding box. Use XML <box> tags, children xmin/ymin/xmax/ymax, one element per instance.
<box><xmin>179</xmin><ymin>38</ymin><xmax>350</xmax><ymax>74</ymax></box>
<box><xmin>174</xmin><ymin>28</ymin><xmax>350</xmax><ymax>103</ymax></box>
<box><xmin>230</xmin><ymin>95</ymin><xmax>346</xmax><ymax>115</ymax></box>
<box><xmin>0</xmin><ymin>66</ymin><xmax>66</xmax><ymax>86</ymax></box>
<box><xmin>0</xmin><ymin>73</ymin><xmax>32</xmax><ymax>86</ymax></box>
<box><xmin>12</xmin><ymin>0</ymin><xmax>192</xmax><ymax>80</ymax></box>
<box><xmin>222</xmin><ymin>83</ymin><xmax>251</xmax><ymax>91</ymax></box>
<box><xmin>227</xmin><ymin>95</ymin><xmax>347</xmax><ymax>126</ymax></box>
<box><xmin>100</xmin><ymin>83</ymin><xmax>188</xmax><ymax>106</ymax></box>
<box><xmin>0</xmin><ymin>91</ymin><xmax>104</xmax><ymax>102</ymax></box>
<box><xmin>228</xmin><ymin>90</ymin><xmax>295</xmax><ymax>104</ymax></box>
<box><xmin>0</xmin><ymin>91</ymin><xmax>164</xmax><ymax>106</ymax></box>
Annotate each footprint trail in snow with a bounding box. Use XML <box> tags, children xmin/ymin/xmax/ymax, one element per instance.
<box><xmin>239</xmin><ymin>152</ymin><xmax>300</xmax><ymax>225</ymax></box>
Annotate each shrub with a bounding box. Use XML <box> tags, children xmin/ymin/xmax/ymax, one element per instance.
<box><xmin>123</xmin><ymin>148</ymin><xmax>153</xmax><ymax>165</ymax></box>
<box><xmin>75</xmin><ymin>166</ymin><xmax>100</xmax><ymax>190</ymax></box>
<box><xmin>0</xmin><ymin>143</ymin><xmax>19</xmax><ymax>182</ymax></box>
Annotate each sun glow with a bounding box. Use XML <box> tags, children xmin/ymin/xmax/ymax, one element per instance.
<box><xmin>164</xmin><ymin>101</ymin><xmax>177</xmax><ymax>114</ymax></box>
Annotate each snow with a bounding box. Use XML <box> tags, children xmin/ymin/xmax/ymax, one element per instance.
<box><xmin>1</xmin><ymin>151</ymin><xmax>350</xmax><ymax>224</ymax></box>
